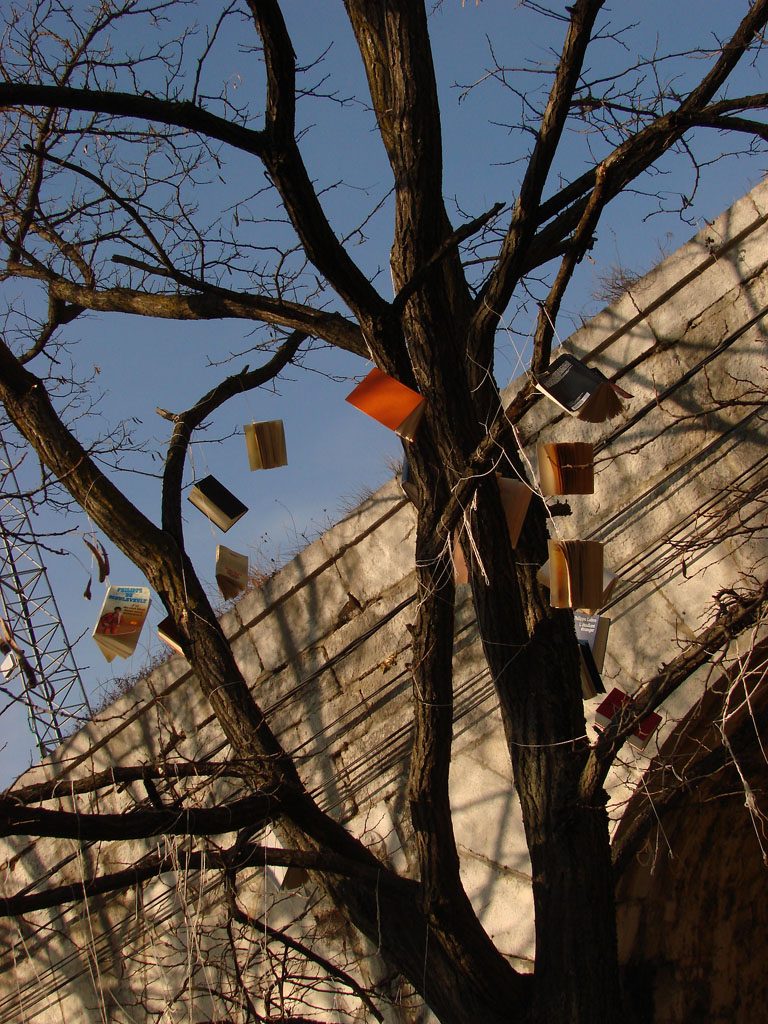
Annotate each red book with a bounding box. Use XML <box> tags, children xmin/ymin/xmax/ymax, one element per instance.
<box><xmin>594</xmin><ymin>688</ymin><xmax>661</xmax><ymax>750</ymax></box>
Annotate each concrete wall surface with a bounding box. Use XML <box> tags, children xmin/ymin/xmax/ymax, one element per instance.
<box><xmin>0</xmin><ymin>180</ymin><xmax>767</xmax><ymax>1023</ymax></box>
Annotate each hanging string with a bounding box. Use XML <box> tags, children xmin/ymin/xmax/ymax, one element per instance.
<box><xmin>264</xmin><ymin>841</ymin><xmax>268</xmax><ymax>955</ymax></box>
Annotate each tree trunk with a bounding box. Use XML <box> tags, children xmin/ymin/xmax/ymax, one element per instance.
<box><xmin>470</xmin><ymin>483</ymin><xmax>623</xmax><ymax>1021</ymax></box>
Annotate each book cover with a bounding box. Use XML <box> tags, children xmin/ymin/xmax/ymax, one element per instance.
<box><xmin>574</xmin><ymin>612</ymin><xmax>611</xmax><ymax>669</ymax></box>
<box><xmin>188</xmin><ymin>475</ymin><xmax>248</xmax><ymax>532</ymax></box>
<box><xmin>244</xmin><ymin>419</ymin><xmax>287</xmax><ymax>471</ymax></box>
<box><xmin>537</xmin><ymin>442</ymin><xmax>594</xmax><ymax>496</ymax></box>
<box><xmin>93</xmin><ymin>585</ymin><xmax>151</xmax><ymax>662</ymax></box>
<box><xmin>215</xmin><ymin>545</ymin><xmax>249</xmax><ymax>600</ymax></box>
<box><xmin>345</xmin><ymin>368</ymin><xmax>426</xmax><ymax>441</ymax></box>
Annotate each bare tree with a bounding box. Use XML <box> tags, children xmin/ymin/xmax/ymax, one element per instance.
<box><xmin>1</xmin><ymin>2</ymin><xmax>768</xmax><ymax>1021</ymax></box>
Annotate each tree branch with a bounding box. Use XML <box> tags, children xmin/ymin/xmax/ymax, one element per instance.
<box><xmin>526</xmin><ymin>0</ymin><xmax>768</xmax><ymax>274</ymax></box>
<box><xmin>531</xmin><ymin>162</ymin><xmax>607</xmax><ymax>375</ymax></box>
<box><xmin>0</xmin><ymin>84</ymin><xmax>268</xmax><ymax>156</ymax></box>
<box><xmin>38</xmin><ymin>278</ymin><xmax>367</xmax><ymax>356</ymax></box>
<box><xmin>226</xmin><ymin>883</ymin><xmax>385</xmax><ymax>1023</ymax></box>
<box><xmin>160</xmin><ymin>329</ymin><xmax>305</xmax><ymax>539</ymax></box>
<box><xmin>0</xmin><ymin>792</ymin><xmax>279</xmax><ymax>841</ymax></box>
<box><xmin>0</xmin><ymin>841</ymin><xmax>411</xmax><ymax>918</ymax></box>
<box><xmin>471</xmin><ymin>0</ymin><xmax>606</xmax><ymax>356</ymax></box>
<box><xmin>611</xmin><ymin>638</ymin><xmax>768</xmax><ymax>877</ymax></box>
<box><xmin>4</xmin><ymin>759</ymin><xmax>252</xmax><ymax>805</ymax></box>
<box><xmin>581</xmin><ymin>575</ymin><xmax>768</xmax><ymax>797</ymax></box>
<box><xmin>245</xmin><ymin>0</ymin><xmax>389</xmax><ymax>323</ymax></box>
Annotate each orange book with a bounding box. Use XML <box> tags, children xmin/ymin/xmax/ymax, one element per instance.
<box><xmin>345</xmin><ymin>368</ymin><xmax>426</xmax><ymax>441</ymax></box>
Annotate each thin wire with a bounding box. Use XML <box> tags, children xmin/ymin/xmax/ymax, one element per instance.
<box><xmin>634</xmin><ymin>753</ymin><xmax>674</xmax><ymax>872</ymax></box>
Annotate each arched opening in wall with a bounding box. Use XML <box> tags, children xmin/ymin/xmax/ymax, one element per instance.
<box><xmin>614</xmin><ymin>641</ymin><xmax>768</xmax><ymax>1024</ymax></box>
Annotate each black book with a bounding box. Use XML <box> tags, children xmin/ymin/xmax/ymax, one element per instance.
<box><xmin>574</xmin><ymin>612</ymin><xmax>610</xmax><ymax>699</ymax></box>
<box><xmin>535</xmin><ymin>353</ymin><xmax>630</xmax><ymax>423</ymax></box>
<box><xmin>188</xmin><ymin>475</ymin><xmax>248</xmax><ymax>532</ymax></box>
<box><xmin>400</xmin><ymin>459</ymin><xmax>420</xmax><ymax>507</ymax></box>
<box><xmin>577</xmin><ymin>640</ymin><xmax>605</xmax><ymax>699</ymax></box>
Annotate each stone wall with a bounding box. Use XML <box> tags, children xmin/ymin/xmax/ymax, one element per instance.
<box><xmin>1</xmin><ymin>180</ymin><xmax>767</xmax><ymax>1023</ymax></box>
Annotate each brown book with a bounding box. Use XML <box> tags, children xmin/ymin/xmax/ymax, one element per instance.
<box><xmin>545</xmin><ymin>539</ymin><xmax>604</xmax><ymax>612</ymax></box>
<box><xmin>188</xmin><ymin>475</ymin><xmax>248</xmax><ymax>532</ymax></box>
<box><xmin>537</xmin><ymin>557</ymin><xmax>616</xmax><ymax>612</ymax></box>
<box><xmin>454</xmin><ymin>477</ymin><xmax>532</xmax><ymax>584</ymax></box>
<box><xmin>215</xmin><ymin>545</ymin><xmax>249</xmax><ymax>600</ymax></box>
<box><xmin>537</xmin><ymin>442</ymin><xmax>594</xmax><ymax>496</ymax></box>
<box><xmin>345</xmin><ymin>368</ymin><xmax>426</xmax><ymax>442</ymax></box>
<box><xmin>244</xmin><ymin>420</ymin><xmax>287</xmax><ymax>471</ymax></box>
<box><xmin>281</xmin><ymin>865</ymin><xmax>309</xmax><ymax>890</ymax></box>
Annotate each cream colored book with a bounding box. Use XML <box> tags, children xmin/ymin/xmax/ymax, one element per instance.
<box><xmin>244</xmin><ymin>420</ymin><xmax>287</xmax><ymax>470</ymax></box>
<box><xmin>537</xmin><ymin>557</ymin><xmax>616</xmax><ymax>612</ymax></box>
<box><xmin>454</xmin><ymin>477</ymin><xmax>532</xmax><ymax>584</ymax></box>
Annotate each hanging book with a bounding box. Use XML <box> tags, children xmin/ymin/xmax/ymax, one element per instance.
<box><xmin>454</xmin><ymin>477</ymin><xmax>532</xmax><ymax>584</ymax></box>
<box><xmin>400</xmin><ymin>458</ymin><xmax>420</xmax><ymax>507</ymax></box>
<box><xmin>281</xmin><ymin>865</ymin><xmax>309</xmax><ymax>890</ymax></box>
<box><xmin>0</xmin><ymin>636</ymin><xmax>39</xmax><ymax>689</ymax></box>
<box><xmin>537</xmin><ymin>556</ymin><xmax>616</xmax><ymax>612</ymax></box>
<box><xmin>244</xmin><ymin>420</ymin><xmax>287</xmax><ymax>471</ymax></box>
<box><xmin>92</xmin><ymin>585</ymin><xmax>151</xmax><ymax>662</ymax></box>
<box><xmin>345</xmin><ymin>368</ymin><xmax>426</xmax><ymax>442</ymax></box>
<box><xmin>545</xmin><ymin>539</ymin><xmax>604</xmax><ymax>612</ymax></box>
<box><xmin>188</xmin><ymin>475</ymin><xmax>248</xmax><ymax>532</ymax></box>
<box><xmin>534</xmin><ymin>353</ymin><xmax>631</xmax><ymax>423</ymax></box>
<box><xmin>215</xmin><ymin>545</ymin><xmax>249</xmax><ymax>600</ymax></box>
<box><xmin>537</xmin><ymin>442</ymin><xmax>594</xmax><ymax>496</ymax></box>
<box><xmin>574</xmin><ymin>612</ymin><xmax>610</xmax><ymax>699</ymax></box>
<box><xmin>594</xmin><ymin>687</ymin><xmax>662</xmax><ymax>750</ymax></box>
<box><xmin>157</xmin><ymin>616</ymin><xmax>185</xmax><ymax>657</ymax></box>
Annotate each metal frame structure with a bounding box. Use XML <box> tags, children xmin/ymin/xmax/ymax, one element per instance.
<box><xmin>0</xmin><ymin>431</ymin><xmax>92</xmax><ymax>759</ymax></box>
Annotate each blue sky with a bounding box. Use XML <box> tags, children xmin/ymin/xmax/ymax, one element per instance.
<box><xmin>1</xmin><ymin>0</ymin><xmax>766</xmax><ymax>783</ymax></box>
